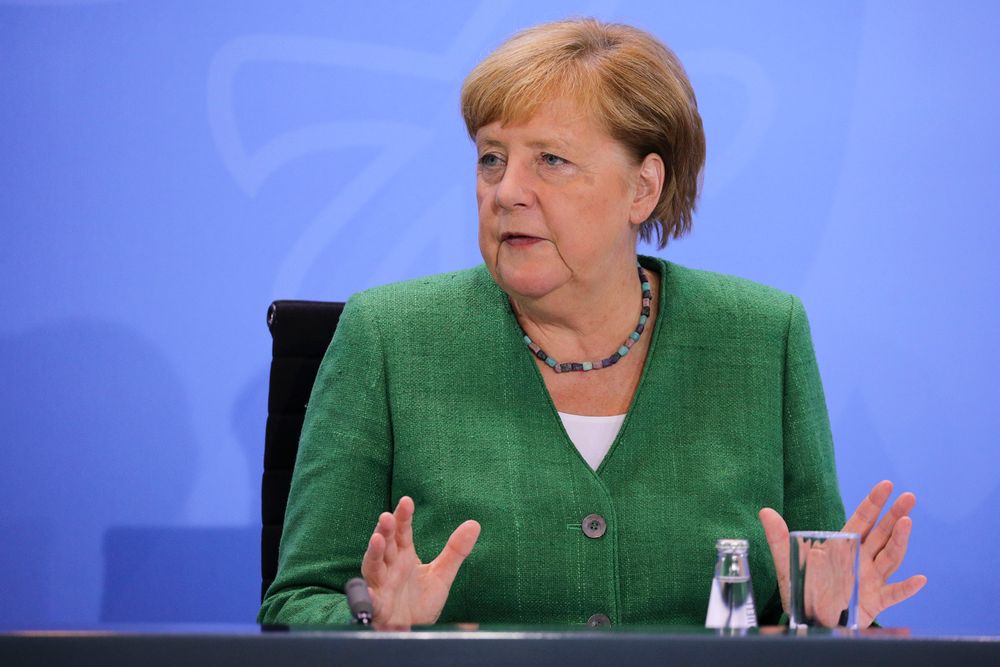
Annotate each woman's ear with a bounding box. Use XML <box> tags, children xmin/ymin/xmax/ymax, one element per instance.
<box><xmin>630</xmin><ymin>153</ymin><xmax>665</xmax><ymax>226</ymax></box>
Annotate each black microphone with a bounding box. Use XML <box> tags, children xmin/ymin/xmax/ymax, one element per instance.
<box><xmin>345</xmin><ymin>577</ymin><xmax>373</xmax><ymax>625</ymax></box>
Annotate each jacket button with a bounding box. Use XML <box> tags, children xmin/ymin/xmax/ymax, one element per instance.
<box><xmin>582</xmin><ymin>514</ymin><xmax>607</xmax><ymax>539</ymax></box>
<box><xmin>587</xmin><ymin>613</ymin><xmax>612</xmax><ymax>627</ymax></box>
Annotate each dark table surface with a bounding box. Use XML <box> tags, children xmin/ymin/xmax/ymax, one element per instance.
<box><xmin>3</xmin><ymin>624</ymin><xmax>999</xmax><ymax>666</ymax></box>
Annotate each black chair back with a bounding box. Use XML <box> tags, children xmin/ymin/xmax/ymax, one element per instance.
<box><xmin>262</xmin><ymin>300</ymin><xmax>345</xmax><ymax>601</ymax></box>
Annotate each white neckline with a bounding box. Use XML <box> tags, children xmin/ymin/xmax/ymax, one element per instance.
<box><xmin>557</xmin><ymin>411</ymin><xmax>627</xmax><ymax>422</ymax></box>
<box><xmin>556</xmin><ymin>412</ymin><xmax>627</xmax><ymax>470</ymax></box>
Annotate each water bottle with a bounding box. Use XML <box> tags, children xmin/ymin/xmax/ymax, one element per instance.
<box><xmin>704</xmin><ymin>538</ymin><xmax>758</xmax><ymax>631</ymax></box>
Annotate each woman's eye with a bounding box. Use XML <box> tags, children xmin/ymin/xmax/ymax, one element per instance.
<box><xmin>479</xmin><ymin>153</ymin><xmax>503</xmax><ymax>168</ymax></box>
<box><xmin>541</xmin><ymin>153</ymin><xmax>567</xmax><ymax>167</ymax></box>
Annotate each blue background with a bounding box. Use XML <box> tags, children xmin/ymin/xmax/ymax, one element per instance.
<box><xmin>2</xmin><ymin>0</ymin><xmax>997</xmax><ymax>632</ymax></box>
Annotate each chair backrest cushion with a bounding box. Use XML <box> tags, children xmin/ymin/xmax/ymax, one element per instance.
<box><xmin>262</xmin><ymin>299</ymin><xmax>344</xmax><ymax>601</ymax></box>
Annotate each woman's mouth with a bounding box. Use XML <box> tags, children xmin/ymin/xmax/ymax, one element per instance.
<box><xmin>501</xmin><ymin>233</ymin><xmax>543</xmax><ymax>247</ymax></box>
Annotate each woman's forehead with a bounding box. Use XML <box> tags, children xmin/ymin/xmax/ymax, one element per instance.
<box><xmin>475</xmin><ymin>98</ymin><xmax>607</xmax><ymax>146</ymax></box>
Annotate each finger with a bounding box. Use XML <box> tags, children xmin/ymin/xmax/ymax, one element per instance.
<box><xmin>863</xmin><ymin>492</ymin><xmax>916</xmax><ymax>558</ymax></box>
<box><xmin>394</xmin><ymin>496</ymin><xmax>415</xmax><ymax>551</ymax></box>
<box><xmin>361</xmin><ymin>531</ymin><xmax>387</xmax><ymax>585</ymax></box>
<box><xmin>376</xmin><ymin>511</ymin><xmax>397</xmax><ymax>562</ymax></box>
<box><xmin>879</xmin><ymin>574</ymin><xmax>927</xmax><ymax>611</ymax></box>
<box><xmin>803</xmin><ymin>548</ymin><xmax>817</xmax><ymax>620</ymax></box>
<box><xmin>758</xmin><ymin>508</ymin><xmax>790</xmax><ymax>610</ymax></box>
<box><xmin>843</xmin><ymin>480</ymin><xmax>893</xmax><ymax>539</ymax></box>
<box><xmin>759</xmin><ymin>508</ymin><xmax>790</xmax><ymax>569</ymax></box>
<box><xmin>430</xmin><ymin>520</ymin><xmax>482</xmax><ymax>586</ymax></box>
<box><xmin>873</xmin><ymin>515</ymin><xmax>913</xmax><ymax>580</ymax></box>
<box><xmin>805</xmin><ymin>548</ymin><xmax>842</xmax><ymax>628</ymax></box>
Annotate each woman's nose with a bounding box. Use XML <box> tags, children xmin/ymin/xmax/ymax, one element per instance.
<box><xmin>494</xmin><ymin>161</ymin><xmax>535</xmax><ymax>210</ymax></box>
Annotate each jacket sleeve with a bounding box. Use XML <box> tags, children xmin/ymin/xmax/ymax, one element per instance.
<box><xmin>258</xmin><ymin>293</ymin><xmax>393</xmax><ymax>625</ymax></box>
<box><xmin>781</xmin><ymin>296</ymin><xmax>845</xmax><ymax>531</ymax></box>
<box><xmin>759</xmin><ymin>295</ymin><xmax>847</xmax><ymax>624</ymax></box>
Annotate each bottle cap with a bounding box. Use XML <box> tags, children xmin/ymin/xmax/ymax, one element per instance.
<box><xmin>715</xmin><ymin>538</ymin><xmax>749</xmax><ymax>553</ymax></box>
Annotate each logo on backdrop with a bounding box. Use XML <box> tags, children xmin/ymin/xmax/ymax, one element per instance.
<box><xmin>206</xmin><ymin>2</ymin><xmax>774</xmax><ymax>299</ymax></box>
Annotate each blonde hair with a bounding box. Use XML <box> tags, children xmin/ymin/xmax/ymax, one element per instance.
<box><xmin>461</xmin><ymin>18</ymin><xmax>705</xmax><ymax>248</ymax></box>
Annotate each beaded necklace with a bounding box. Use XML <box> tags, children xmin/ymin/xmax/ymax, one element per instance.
<box><xmin>521</xmin><ymin>263</ymin><xmax>652</xmax><ymax>373</ymax></box>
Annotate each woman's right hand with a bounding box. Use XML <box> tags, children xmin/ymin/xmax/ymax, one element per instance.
<box><xmin>360</xmin><ymin>496</ymin><xmax>481</xmax><ymax>629</ymax></box>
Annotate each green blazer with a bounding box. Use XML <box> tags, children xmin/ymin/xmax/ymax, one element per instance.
<box><xmin>258</xmin><ymin>255</ymin><xmax>845</xmax><ymax>626</ymax></box>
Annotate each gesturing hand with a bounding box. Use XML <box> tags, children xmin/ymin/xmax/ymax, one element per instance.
<box><xmin>759</xmin><ymin>480</ymin><xmax>927</xmax><ymax>627</ymax></box>
<box><xmin>360</xmin><ymin>496</ymin><xmax>481</xmax><ymax>629</ymax></box>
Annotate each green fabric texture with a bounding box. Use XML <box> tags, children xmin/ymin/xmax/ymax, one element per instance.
<box><xmin>258</xmin><ymin>256</ymin><xmax>845</xmax><ymax>626</ymax></box>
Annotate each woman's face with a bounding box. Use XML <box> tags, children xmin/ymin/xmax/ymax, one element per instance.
<box><xmin>476</xmin><ymin>99</ymin><xmax>654</xmax><ymax>301</ymax></box>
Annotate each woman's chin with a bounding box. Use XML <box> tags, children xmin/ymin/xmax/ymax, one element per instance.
<box><xmin>494</xmin><ymin>263</ymin><xmax>568</xmax><ymax>300</ymax></box>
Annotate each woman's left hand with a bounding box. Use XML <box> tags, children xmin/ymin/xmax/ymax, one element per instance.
<box><xmin>759</xmin><ymin>480</ymin><xmax>928</xmax><ymax>627</ymax></box>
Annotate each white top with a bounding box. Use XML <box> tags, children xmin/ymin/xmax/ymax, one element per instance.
<box><xmin>557</xmin><ymin>411</ymin><xmax>627</xmax><ymax>471</ymax></box>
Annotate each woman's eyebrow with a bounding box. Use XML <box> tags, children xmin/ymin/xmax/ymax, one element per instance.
<box><xmin>476</xmin><ymin>135</ymin><xmax>575</xmax><ymax>154</ymax></box>
<box><xmin>525</xmin><ymin>139</ymin><xmax>571</xmax><ymax>152</ymax></box>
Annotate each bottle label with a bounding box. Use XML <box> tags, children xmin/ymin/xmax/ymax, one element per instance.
<box><xmin>705</xmin><ymin>575</ymin><xmax>757</xmax><ymax>629</ymax></box>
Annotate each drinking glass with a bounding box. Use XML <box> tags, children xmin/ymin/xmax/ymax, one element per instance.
<box><xmin>788</xmin><ymin>531</ymin><xmax>860</xmax><ymax>629</ymax></box>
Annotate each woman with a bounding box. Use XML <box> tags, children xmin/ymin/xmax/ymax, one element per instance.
<box><xmin>259</xmin><ymin>19</ymin><xmax>925</xmax><ymax>628</ymax></box>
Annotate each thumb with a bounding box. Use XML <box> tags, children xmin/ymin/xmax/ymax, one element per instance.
<box><xmin>430</xmin><ymin>520</ymin><xmax>481</xmax><ymax>587</ymax></box>
<box><xmin>759</xmin><ymin>507</ymin><xmax>791</xmax><ymax>612</ymax></box>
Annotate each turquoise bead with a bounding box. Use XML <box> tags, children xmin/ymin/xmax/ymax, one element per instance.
<box><xmin>583</xmin><ymin>362</ymin><xmax>593</xmax><ymax>371</ymax></box>
<box><xmin>523</xmin><ymin>335</ymin><xmax>532</xmax><ymax>345</ymax></box>
<box><xmin>618</xmin><ymin>346</ymin><xmax>629</xmax><ymax>356</ymax></box>
<box><xmin>630</xmin><ymin>332</ymin><xmax>640</xmax><ymax>341</ymax></box>
<box><xmin>641</xmin><ymin>282</ymin><xmax>650</xmax><ymax>291</ymax></box>
<box><xmin>639</xmin><ymin>315</ymin><xmax>648</xmax><ymax>324</ymax></box>
<box><xmin>545</xmin><ymin>357</ymin><xmax>557</xmax><ymax>367</ymax></box>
